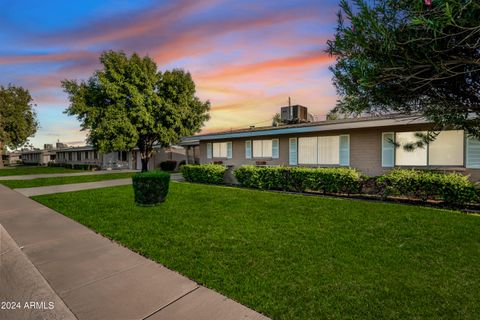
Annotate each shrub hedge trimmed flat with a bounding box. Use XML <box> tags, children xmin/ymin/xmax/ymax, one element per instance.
<box><xmin>234</xmin><ymin>166</ymin><xmax>363</xmax><ymax>194</ymax></box>
<box><xmin>181</xmin><ymin>164</ymin><xmax>226</xmax><ymax>184</ymax></box>
<box><xmin>233</xmin><ymin>166</ymin><xmax>479</xmax><ymax>206</ymax></box>
<box><xmin>48</xmin><ymin>162</ymin><xmax>101</xmax><ymax>171</ymax></box>
<box><xmin>377</xmin><ymin>169</ymin><xmax>478</xmax><ymax>205</ymax></box>
<box><xmin>132</xmin><ymin>171</ymin><xmax>170</xmax><ymax>206</ymax></box>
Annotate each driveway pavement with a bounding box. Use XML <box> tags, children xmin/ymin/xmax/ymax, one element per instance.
<box><xmin>0</xmin><ymin>184</ymin><xmax>268</xmax><ymax>320</ymax></box>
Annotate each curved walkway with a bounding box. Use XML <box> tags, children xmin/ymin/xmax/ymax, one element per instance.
<box><xmin>0</xmin><ymin>185</ymin><xmax>268</xmax><ymax>320</ymax></box>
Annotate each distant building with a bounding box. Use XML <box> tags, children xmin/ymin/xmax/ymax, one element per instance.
<box><xmin>2</xmin><ymin>151</ymin><xmax>22</xmax><ymax>166</ymax></box>
<box><xmin>21</xmin><ymin>149</ymin><xmax>56</xmax><ymax>165</ymax></box>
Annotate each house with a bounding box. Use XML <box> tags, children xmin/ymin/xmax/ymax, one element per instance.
<box><xmin>56</xmin><ymin>146</ymin><xmax>131</xmax><ymax>169</ymax></box>
<box><xmin>2</xmin><ymin>151</ymin><xmax>21</xmax><ymax>166</ymax></box>
<box><xmin>56</xmin><ymin>144</ymin><xmax>197</xmax><ymax>170</ymax></box>
<box><xmin>21</xmin><ymin>149</ymin><xmax>56</xmax><ymax>165</ymax></box>
<box><xmin>182</xmin><ymin>111</ymin><xmax>480</xmax><ymax>181</ymax></box>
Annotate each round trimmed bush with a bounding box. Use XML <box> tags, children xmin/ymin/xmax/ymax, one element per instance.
<box><xmin>132</xmin><ymin>171</ymin><xmax>171</xmax><ymax>206</ymax></box>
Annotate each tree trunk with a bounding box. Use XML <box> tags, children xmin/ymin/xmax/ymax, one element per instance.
<box><xmin>0</xmin><ymin>141</ymin><xmax>4</xmax><ymax>168</ymax></box>
<box><xmin>139</xmin><ymin>139</ymin><xmax>153</xmax><ymax>172</ymax></box>
<box><xmin>141</xmin><ymin>157</ymin><xmax>149</xmax><ymax>172</ymax></box>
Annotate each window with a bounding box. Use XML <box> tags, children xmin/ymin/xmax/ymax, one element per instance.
<box><xmin>118</xmin><ymin>151</ymin><xmax>127</xmax><ymax>161</ymax></box>
<box><xmin>68</xmin><ymin>152</ymin><xmax>72</xmax><ymax>161</ymax></box>
<box><xmin>298</xmin><ymin>135</ymin><xmax>345</xmax><ymax>165</ymax></box>
<box><xmin>395</xmin><ymin>132</ymin><xmax>428</xmax><ymax>166</ymax></box>
<box><xmin>245</xmin><ymin>141</ymin><xmax>252</xmax><ymax>159</ymax></box>
<box><xmin>428</xmin><ymin>130</ymin><xmax>463</xmax><ymax>166</ymax></box>
<box><xmin>84</xmin><ymin>151</ymin><xmax>89</xmax><ymax>160</ymax></box>
<box><xmin>388</xmin><ymin>130</ymin><xmax>465</xmax><ymax>167</ymax></box>
<box><xmin>381</xmin><ymin>132</ymin><xmax>395</xmax><ymax>167</ymax></box>
<box><xmin>289</xmin><ymin>138</ymin><xmax>297</xmax><ymax>165</ymax></box>
<box><xmin>467</xmin><ymin>137</ymin><xmax>480</xmax><ymax>168</ymax></box>
<box><xmin>94</xmin><ymin>151</ymin><xmax>98</xmax><ymax>160</ymax></box>
<box><xmin>317</xmin><ymin>136</ymin><xmax>339</xmax><ymax>165</ymax></box>
<box><xmin>298</xmin><ymin>137</ymin><xmax>317</xmax><ymax>164</ymax></box>
<box><xmin>76</xmin><ymin>152</ymin><xmax>81</xmax><ymax>161</ymax></box>
<box><xmin>252</xmin><ymin>140</ymin><xmax>273</xmax><ymax>158</ymax></box>
<box><xmin>209</xmin><ymin>142</ymin><xmax>232</xmax><ymax>158</ymax></box>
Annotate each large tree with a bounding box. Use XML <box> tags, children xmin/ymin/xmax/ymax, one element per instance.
<box><xmin>327</xmin><ymin>0</ymin><xmax>480</xmax><ymax>141</ymax></box>
<box><xmin>62</xmin><ymin>51</ymin><xmax>210</xmax><ymax>171</ymax></box>
<box><xmin>0</xmin><ymin>85</ymin><xmax>38</xmax><ymax>167</ymax></box>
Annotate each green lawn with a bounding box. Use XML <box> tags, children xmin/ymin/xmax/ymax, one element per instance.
<box><xmin>0</xmin><ymin>166</ymin><xmax>81</xmax><ymax>176</ymax></box>
<box><xmin>33</xmin><ymin>183</ymin><xmax>480</xmax><ymax>319</ymax></box>
<box><xmin>0</xmin><ymin>172</ymin><xmax>135</xmax><ymax>189</ymax></box>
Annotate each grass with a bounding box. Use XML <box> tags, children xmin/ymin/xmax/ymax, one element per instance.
<box><xmin>33</xmin><ymin>183</ymin><xmax>480</xmax><ymax>319</ymax></box>
<box><xmin>0</xmin><ymin>172</ymin><xmax>135</xmax><ymax>189</ymax></box>
<box><xmin>0</xmin><ymin>166</ymin><xmax>82</xmax><ymax>176</ymax></box>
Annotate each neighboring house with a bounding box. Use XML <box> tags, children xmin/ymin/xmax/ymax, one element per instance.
<box><xmin>182</xmin><ymin>113</ymin><xmax>480</xmax><ymax>180</ymax></box>
<box><xmin>2</xmin><ymin>151</ymin><xmax>21</xmax><ymax>166</ymax></box>
<box><xmin>21</xmin><ymin>149</ymin><xmax>56</xmax><ymax>166</ymax></box>
<box><xmin>56</xmin><ymin>146</ymin><xmax>132</xmax><ymax>169</ymax></box>
<box><xmin>56</xmin><ymin>144</ymin><xmax>196</xmax><ymax>170</ymax></box>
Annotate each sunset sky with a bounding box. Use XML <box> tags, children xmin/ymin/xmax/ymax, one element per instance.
<box><xmin>0</xmin><ymin>0</ymin><xmax>339</xmax><ymax>148</ymax></box>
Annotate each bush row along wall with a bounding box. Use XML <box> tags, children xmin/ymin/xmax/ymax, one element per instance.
<box><xmin>182</xmin><ymin>164</ymin><xmax>478</xmax><ymax>205</ymax></box>
<box><xmin>48</xmin><ymin>162</ymin><xmax>101</xmax><ymax>171</ymax></box>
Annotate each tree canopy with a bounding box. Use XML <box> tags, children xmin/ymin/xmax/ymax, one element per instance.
<box><xmin>327</xmin><ymin>0</ymin><xmax>480</xmax><ymax>139</ymax></box>
<box><xmin>0</xmin><ymin>85</ymin><xmax>38</xmax><ymax>157</ymax></box>
<box><xmin>62</xmin><ymin>50</ymin><xmax>210</xmax><ymax>171</ymax></box>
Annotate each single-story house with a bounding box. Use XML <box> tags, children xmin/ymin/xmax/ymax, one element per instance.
<box><xmin>182</xmin><ymin>114</ymin><xmax>480</xmax><ymax>180</ymax></box>
<box><xmin>56</xmin><ymin>146</ymin><xmax>131</xmax><ymax>169</ymax></box>
<box><xmin>56</xmin><ymin>144</ymin><xmax>198</xmax><ymax>170</ymax></box>
<box><xmin>21</xmin><ymin>149</ymin><xmax>56</xmax><ymax>166</ymax></box>
<box><xmin>2</xmin><ymin>151</ymin><xmax>21</xmax><ymax>166</ymax></box>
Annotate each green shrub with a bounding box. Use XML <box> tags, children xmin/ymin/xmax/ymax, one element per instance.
<box><xmin>181</xmin><ymin>164</ymin><xmax>226</xmax><ymax>184</ymax></box>
<box><xmin>132</xmin><ymin>171</ymin><xmax>170</xmax><ymax>206</ymax></box>
<box><xmin>377</xmin><ymin>169</ymin><xmax>478</xmax><ymax>205</ymax></box>
<box><xmin>234</xmin><ymin>166</ymin><xmax>363</xmax><ymax>194</ymax></box>
<box><xmin>160</xmin><ymin>160</ymin><xmax>177</xmax><ymax>171</ymax></box>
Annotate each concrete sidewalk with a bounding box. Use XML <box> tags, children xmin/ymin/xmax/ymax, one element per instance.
<box><xmin>0</xmin><ymin>185</ymin><xmax>268</xmax><ymax>320</ymax></box>
<box><xmin>0</xmin><ymin>225</ymin><xmax>78</xmax><ymax>320</ymax></box>
<box><xmin>15</xmin><ymin>173</ymin><xmax>184</xmax><ymax>197</ymax></box>
<box><xmin>0</xmin><ymin>169</ymin><xmax>138</xmax><ymax>181</ymax></box>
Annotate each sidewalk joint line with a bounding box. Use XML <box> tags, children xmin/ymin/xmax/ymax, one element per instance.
<box><xmin>141</xmin><ymin>285</ymin><xmax>201</xmax><ymax>320</ymax></box>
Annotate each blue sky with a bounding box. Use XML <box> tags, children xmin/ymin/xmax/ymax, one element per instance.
<box><xmin>0</xmin><ymin>0</ymin><xmax>340</xmax><ymax>148</ymax></box>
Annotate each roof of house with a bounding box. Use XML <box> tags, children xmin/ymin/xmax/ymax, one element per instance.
<box><xmin>182</xmin><ymin>114</ymin><xmax>430</xmax><ymax>142</ymax></box>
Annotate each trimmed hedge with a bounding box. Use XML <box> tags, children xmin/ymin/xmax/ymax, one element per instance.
<box><xmin>377</xmin><ymin>169</ymin><xmax>478</xmax><ymax>205</ymax></box>
<box><xmin>132</xmin><ymin>170</ymin><xmax>170</xmax><ymax>206</ymax></box>
<box><xmin>160</xmin><ymin>160</ymin><xmax>177</xmax><ymax>171</ymax></box>
<box><xmin>47</xmin><ymin>162</ymin><xmax>100</xmax><ymax>171</ymax></box>
<box><xmin>181</xmin><ymin>164</ymin><xmax>226</xmax><ymax>184</ymax></box>
<box><xmin>234</xmin><ymin>166</ymin><xmax>363</xmax><ymax>194</ymax></box>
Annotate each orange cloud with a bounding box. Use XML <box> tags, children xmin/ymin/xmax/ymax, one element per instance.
<box><xmin>0</xmin><ymin>51</ymin><xmax>97</xmax><ymax>65</ymax></box>
<box><xmin>199</xmin><ymin>50</ymin><xmax>333</xmax><ymax>80</ymax></box>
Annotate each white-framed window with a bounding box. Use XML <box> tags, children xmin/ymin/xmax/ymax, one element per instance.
<box><xmin>318</xmin><ymin>136</ymin><xmax>340</xmax><ymax>165</ymax></box>
<box><xmin>298</xmin><ymin>135</ymin><xmax>347</xmax><ymax>165</ymax></box>
<box><xmin>207</xmin><ymin>142</ymin><xmax>232</xmax><ymax>159</ymax></box>
<box><xmin>253</xmin><ymin>140</ymin><xmax>272</xmax><ymax>158</ymax></box>
<box><xmin>251</xmin><ymin>139</ymin><xmax>279</xmax><ymax>158</ymax></box>
<box><xmin>428</xmin><ymin>130</ymin><xmax>464</xmax><ymax>166</ymax></box>
<box><xmin>395</xmin><ymin>132</ymin><xmax>428</xmax><ymax>166</ymax></box>
<box><xmin>298</xmin><ymin>137</ymin><xmax>317</xmax><ymax>164</ymax></box>
<box><xmin>385</xmin><ymin>130</ymin><xmax>465</xmax><ymax>167</ymax></box>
